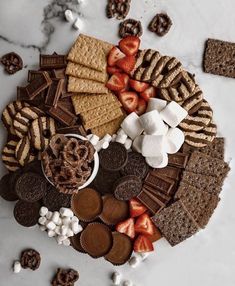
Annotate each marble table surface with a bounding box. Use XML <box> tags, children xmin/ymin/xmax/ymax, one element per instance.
<box><xmin>0</xmin><ymin>0</ymin><xmax>235</xmax><ymax>285</ymax></box>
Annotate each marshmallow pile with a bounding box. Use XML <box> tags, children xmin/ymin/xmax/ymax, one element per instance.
<box><xmin>38</xmin><ymin>207</ymin><xmax>83</xmax><ymax>246</ymax></box>
<box><xmin>120</xmin><ymin>99</ymin><xmax>187</xmax><ymax>168</ymax></box>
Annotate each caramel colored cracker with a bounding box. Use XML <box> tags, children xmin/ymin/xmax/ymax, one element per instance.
<box><xmin>91</xmin><ymin>115</ymin><xmax>125</xmax><ymax>137</ymax></box>
<box><xmin>68</xmin><ymin>76</ymin><xmax>108</xmax><ymax>94</ymax></box>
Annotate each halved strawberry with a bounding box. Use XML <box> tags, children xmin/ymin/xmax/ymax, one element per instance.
<box><xmin>135</xmin><ymin>98</ymin><xmax>147</xmax><ymax>116</ymax></box>
<box><xmin>134</xmin><ymin>235</ymin><xmax>154</xmax><ymax>253</ymax></box>
<box><xmin>108</xmin><ymin>47</ymin><xmax>125</xmax><ymax>66</ymax></box>
<box><xmin>139</xmin><ymin>86</ymin><xmax>157</xmax><ymax>102</ymax></box>
<box><xmin>129</xmin><ymin>198</ymin><xmax>147</xmax><ymax>218</ymax></box>
<box><xmin>129</xmin><ymin>79</ymin><xmax>149</xmax><ymax>93</ymax></box>
<box><xmin>107</xmin><ymin>66</ymin><xmax>122</xmax><ymax>75</ymax></box>
<box><xmin>145</xmin><ymin>225</ymin><xmax>162</xmax><ymax>243</ymax></box>
<box><xmin>116</xmin><ymin>56</ymin><xmax>136</xmax><ymax>74</ymax></box>
<box><xmin>134</xmin><ymin>213</ymin><xmax>155</xmax><ymax>236</ymax></box>
<box><xmin>119</xmin><ymin>36</ymin><xmax>140</xmax><ymax>56</ymax></box>
<box><xmin>116</xmin><ymin>218</ymin><xmax>135</xmax><ymax>239</ymax></box>
<box><xmin>106</xmin><ymin>73</ymin><xmax>126</xmax><ymax>91</ymax></box>
<box><xmin>118</xmin><ymin>91</ymin><xmax>138</xmax><ymax>113</ymax></box>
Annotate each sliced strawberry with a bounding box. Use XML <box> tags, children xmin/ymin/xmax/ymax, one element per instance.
<box><xmin>139</xmin><ymin>86</ymin><xmax>157</xmax><ymax>102</ymax></box>
<box><xmin>116</xmin><ymin>56</ymin><xmax>136</xmax><ymax>74</ymax></box>
<box><xmin>116</xmin><ymin>218</ymin><xmax>135</xmax><ymax>239</ymax></box>
<box><xmin>107</xmin><ymin>66</ymin><xmax>122</xmax><ymax>75</ymax></box>
<box><xmin>119</xmin><ymin>36</ymin><xmax>140</xmax><ymax>56</ymax></box>
<box><xmin>129</xmin><ymin>198</ymin><xmax>147</xmax><ymax>218</ymax></box>
<box><xmin>121</xmin><ymin>73</ymin><xmax>130</xmax><ymax>91</ymax></box>
<box><xmin>134</xmin><ymin>235</ymin><xmax>154</xmax><ymax>253</ymax></box>
<box><xmin>135</xmin><ymin>213</ymin><xmax>155</xmax><ymax>236</ymax></box>
<box><xmin>129</xmin><ymin>79</ymin><xmax>149</xmax><ymax>93</ymax></box>
<box><xmin>108</xmin><ymin>47</ymin><xmax>125</xmax><ymax>66</ymax></box>
<box><xmin>119</xmin><ymin>91</ymin><xmax>138</xmax><ymax>113</ymax></box>
<box><xmin>106</xmin><ymin>73</ymin><xmax>126</xmax><ymax>91</ymax></box>
<box><xmin>145</xmin><ymin>225</ymin><xmax>162</xmax><ymax>243</ymax></box>
<box><xmin>135</xmin><ymin>98</ymin><xmax>147</xmax><ymax>116</ymax></box>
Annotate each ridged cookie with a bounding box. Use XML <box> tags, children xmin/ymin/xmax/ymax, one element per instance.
<box><xmin>15</xmin><ymin>136</ymin><xmax>38</xmax><ymax>166</ymax></box>
<box><xmin>179</xmin><ymin>85</ymin><xmax>203</xmax><ymax>115</ymax></box>
<box><xmin>2</xmin><ymin>140</ymin><xmax>21</xmax><ymax>171</ymax></box>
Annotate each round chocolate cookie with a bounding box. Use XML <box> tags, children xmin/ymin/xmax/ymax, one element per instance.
<box><xmin>43</xmin><ymin>184</ymin><xmax>72</xmax><ymax>211</ymax></box>
<box><xmin>114</xmin><ymin>175</ymin><xmax>142</xmax><ymax>201</ymax></box>
<box><xmin>105</xmin><ymin>232</ymin><xmax>133</xmax><ymax>265</ymax></box>
<box><xmin>121</xmin><ymin>152</ymin><xmax>149</xmax><ymax>179</ymax></box>
<box><xmin>0</xmin><ymin>173</ymin><xmax>18</xmax><ymax>201</ymax></box>
<box><xmin>99</xmin><ymin>142</ymin><xmax>128</xmax><ymax>172</ymax></box>
<box><xmin>14</xmin><ymin>200</ymin><xmax>41</xmax><ymax>227</ymax></box>
<box><xmin>15</xmin><ymin>172</ymin><xmax>47</xmax><ymax>202</ymax></box>
<box><xmin>70</xmin><ymin>232</ymin><xmax>87</xmax><ymax>254</ymax></box>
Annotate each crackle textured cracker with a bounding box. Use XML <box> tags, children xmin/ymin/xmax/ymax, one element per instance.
<box><xmin>68</xmin><ymin>76</ymin><xmax>108</xmax><ymax>94</ymax></box>
<box><xmin>91</xmin><ymin>115</ymin><xmax>125</xmax><ymax>137</ymax></box>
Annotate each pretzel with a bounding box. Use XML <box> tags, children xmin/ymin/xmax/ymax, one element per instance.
<box><xmin>149</xmin><ymin>13</ymin><xmax>172</xmax><ymax>37</ymax></box>
<box><xmin>106</xmin><ymin>0</ymin><xmax>131</xmax><ymax>20</ymax></box>
<box><xmin>119</xmin><ymin>18</ymin><xmax>143</xmax><ymax>38</ymax></box>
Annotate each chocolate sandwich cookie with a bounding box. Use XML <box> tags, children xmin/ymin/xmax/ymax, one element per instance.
<box><xmin>22</xmin><ymin>160</ymin><xmax>44</xmax><ymax>176</ymax></box>
<box><xmin>15</xmin><ymin>136</ymin><xmax>38</xmax><ymax>166</ymax></box>
<box><xmin>105</xmin><ymin>232</ymin><xmax>133</xmax><ymax>265</ymax></box>
<box><xmin>179</xmin><ymin>85</ymin><xmax>203</xmax><ymax>115</ymax></box>
<box><xmin>14</xmin><ymin>200</ymin><xmax>41</xmax><ymax>227</ymax></box>
<box><xmin>0</xmin><ymin>173</ymin><xmax>18</xmax><ymax>201</ymax></box>
<box><xmin>114</xmin><ymin>175</ymin><xmax>142</xmax><ymax>201</ymax></box>
<box><xmin>99</xmin><ymin>142</ymin><xmax>128</xmax><ymax>172</ymax></box>
<box><xmin>2</xmin><ymin>140</ymin><xmax>21</xmax><ymax>171</ymax></box>
<box><xmin>1</xmin><ymin>52</ymin><xmax>23</xmax><ymax>74</ymax></box>
<box><xmin>15</xmin><ymin>172</ymin><xmax>47</xmax><ymax>202</ymax></box>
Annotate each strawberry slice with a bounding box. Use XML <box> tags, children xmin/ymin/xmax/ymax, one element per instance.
<box><xmin>134</xmin><ymin>235</ymin><xmax>154</xmax><ymax>253</ymax></box>
<box><xmin>119</xmin><ymin>91</ymin><xmax>138</xmax><ymax>113</ymax></box>
<box><xmin>129</xmin><ymin>79</ymin><xmax>149</xmax><ymax>93</ymax></box>
<box><xmin>119</xmin><ymin>36</ymin><xmax>140</xmax><ymax>56</ymax></box>
<box><xmin>108</xmin><ymin>47</ymin><xmax>125</xmax><ymax>66</ymax></box>
<box><xmin>129</xmin><ymin>198</ymin><xmax>147</xmax><ymax>218</ymax></box>
<box><xmin>116</xmin><ymin>218</ymin><xmax>135</xmax><ymax>239</ymax></box>
<box><xmin>139</xmin><ymin>86</ymin><xmax>157</xmax><ymax>102</ymax></box>
<box><xmin>121</xmin><ymin>73</ymin><xmax>130</xmax><ymax>91</ymax></box>
<box><xmin>135</xmin><ymin>98</ymin><xmax>147</xmax><ymax>116</ymax></box>
<box><xmin>107</xmin><ymin>66</ymin><xmax>122</xmax><ymax>75</ymax></box>
<box><xmin>106</xmin><ymin>73</ymin><xmax>126</xmax><ymax>91</ymax></box>
<box><xmin>145</xmin><ymin>225</ymin><xmax>162</xmax><ymax>243</ymax></box>
<box><xmin>116</xmin><ymin>56</ymin><xmax>136</xmax><ymax>74</ymax></box>
<box><xmin>134</xmin><ymin>213</ymin><xmax>155</xmax><ymax>236</ymax></box>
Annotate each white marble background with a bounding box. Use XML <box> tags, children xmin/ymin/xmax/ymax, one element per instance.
<box><xmin>0</xmin><ymin>0</ymin><xmax>235</xmax><ymax>285</ymax></box>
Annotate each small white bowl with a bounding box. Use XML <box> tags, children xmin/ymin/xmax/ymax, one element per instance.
<box><xmin>42</xmin><ymin>133</ymin><xmax>99</xmax><ymax>191</ymax></box>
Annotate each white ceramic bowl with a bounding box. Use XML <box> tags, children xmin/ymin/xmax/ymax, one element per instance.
<box><xmin>42</xmin><ymin>133</ymin><xmax>99</xmax><ymax>190</ymax></box>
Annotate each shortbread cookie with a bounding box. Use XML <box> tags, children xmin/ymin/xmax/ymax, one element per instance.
<box><xmin>15</xmin><ymin>136</ymin><xmax>38</xmax><ymax>166</ymax></box>
<box><xmin>179</xmin><ymin>85</ymin><xmax>203</xmax><ymax>115</ymax></box>
<box><xmin>184</xmin><ymin>122</ymin><xmax>217</xmax><ymax>148</ymax></box>
<box><xmin>91</xmin><ymin>115</ymin><xmax>125</xmax><ymax>137</ymax></box>
<box><xmin>13</xmin><ymin>106</ymin><xmax>45</xmax><ymax>138</ymax></box>
<box><xmin>179</xmin><ymin>100</ymin><xmax>213</xmax><ymax>132</ymax></box>
<box><xmin>29</xmin><ymin>116</ymin><xmax>56</xmax><ymax>151</ymax></box>
<box><xmin>2</xmin><ymin>140</ymin><xmax>20</xmax><ymax>171</ymax></box>
<box><xmin>68</xmin><ymin>76</ymin><xmax>109</xmax><ymax>94</ymax></box>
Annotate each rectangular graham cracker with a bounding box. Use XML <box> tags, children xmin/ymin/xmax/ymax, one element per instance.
<box><xmin>67</xmin><ymin>76</ymin><xmax>108</xmax><ymax>94</ymax></box>
<box><xmin>67</xmin><ymin>34</ymin><xmax>113</xmax><ymax>72</ymax></box>
<box><xmin>66</xmin><ymin>62</ymin><xmax>108</xmax><ymax>83</ymax></box>
<box><xmin>72</xmin><ymin>92</ymin><xmax>117</xmax><ymax>114</ymax></box>
<box><xmin>91</xmin><ymin>115</ymin><xmax>125</xmax><ymax>137</ymax></box>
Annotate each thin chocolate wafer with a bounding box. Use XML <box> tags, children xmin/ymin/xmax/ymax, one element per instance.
<box><xmin>144</xmin><ymin>173</ymin><xmax>175</xmax><ymax>196</ymax></box>
<box><xmin>14</xmin><ymin>200</ymin><xmax>41</xmax><ymax>227</ymax></box>
<box><xmin>47</xmin><ymin>103</ymin><xmax>77</xmax><ymax>126</ymax></box>
<box><xmin>168</xmin><ymin>152</ymin><xmax>189</xmax><ymax>168</ymax></box>
<box><xmin>151</xmin><ymin>166</ymin><xmax>181</xmax><ymax>181</ymax></box>
<box><xmin>149</xmin><ymin>13</ymin><xmax>172</xmax><ymax>37</ymax></box>
<box><xmin>43</xmin><ymin>185</ymin><xmax>71</xmax><ymax>211</ymax></box>
<box><xmin>57</xmin><ymin>125</ymin><xmax>87</xmax><ymax>137</ymax></box>
<box><xmin>137</xmin><ymin>190</ymin><xmax>165</xmax><ymax>214</ymax></box>
<box><xmin>106</xmin><ymin>0</ymin><xmax>131</xmax><ymax>20</ymax></box>
<box><xmin>119</xmin><ymin>18</ymin><xmax>143</xmax><ymax>38</ymax></box>
<box><xmin>142</xmin><ymin>184</ymin><xmax>172</xmax><ymax>205</ymax></box>
<box><xmin>45</xmin><ymin>79</ymin><xmax>63</xmax><ymax>107</ymax></box>
<box><xmin>40</xmin><ymin>53</ymin><xmax>67</xmax><ymax>70</ymax></box>
<box><xmin>0</xmin><ymin>173</ymin><xmax>18</xmax><ymax>201</ymax></box>
<box><xmin>114</xmin><ymin>175</ymin><xmax>142</xmax><ymax>201</ymax></box>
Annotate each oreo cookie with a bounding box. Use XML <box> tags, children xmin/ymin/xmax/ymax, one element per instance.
<box><xmin>0</xmin><ymin>173</ymin><xmax>18</xmax><ymax>201</ymax></box>
<box><xmin>114</xmin><ymin>175</ymin><xmax>142</xmax><ymax>201</ymax></box>
<box><xmin>14</xmin><ymin>200</ymin><xmax>41</xmax><ymax>227</ymax></box>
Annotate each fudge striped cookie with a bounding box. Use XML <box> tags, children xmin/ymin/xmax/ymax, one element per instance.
<box><xmin>2</xmin><ymin>140</ymin><xmax>21</xmax><ymax>171</ymax></box>
<box><xmin>15</xmin><ymin>136</ymin><xmax>39</xmax><ymax>166</ymax></box>
<box><xmin>179</xmin><ymin>85</ymin><xmax>203</xmax><ymax>115</ymax></box>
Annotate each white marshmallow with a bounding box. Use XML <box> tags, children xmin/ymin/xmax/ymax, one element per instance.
<box><xmin>73</xmin><ymin>17</ymin><xmax>83</xmax><ymax>30</ymax></box>
<box><xmin>124</xmin><ymin>138</ymin><xmax>132</xmax><ymax>150</ymax></box>
<box><xmin>111</xmin><ymin>271</ymin><xmax>121</xmax><ymax>285</ymax></box>
<box><xmin>56</xmin><ymin>235</ymin><xmax>67</xmax><ymax>244</ymax></box>
<box><xmin>46</xmin><ymin>211</ymin><xmax>53</xmax><ymax>220</ymax></box>
<box><xmin>129</xmin><ymin>256</ymin><xmax>141</xmax><ymax>268</ymax></box>
<box><xmin>72</xmin><ymin>222</ymin><xmax>83</xmax><ymax>234</ymax></box>
<box><xmin>160</xmin><ymin>101</ymin><xmax>188</xmax><ymax>128</ymax></box>
<box><xmin>55</xmin><ymin>226</ymin><xmax>61</xmax><ymax>235</ymax></box>
<box><xmin>61</xmin><ymin>225</ymin><xmax>68</xmax><ymax>236</ymax></box>
<box><xmin>123</xmin><ymin>280</ymin><xmax>133</xmax><ymax>286</ymax></box>
<box><xmin>48</xmin><ymin>230</ymin><xmax>56</xmax><ymax>238</ymax></box>
<box><xmin>64</xmin><ymin>10</ymin><xmax>74</xmax><ymax>22</ymax></box>
<box><xmin>139</xmin><ymin>110</ymin><xmax>166</xmax><ymax>135</ymax></box>
<box><xmin>39</xmin><ymin>206</ymin><xmax>48</xmax><ymax>217</ymax></box>
<box><xmin>141</xmin><ymin>135</ymin><xmax>165</xmax><ymax>157</ymax></box>
<box><xmin>121</xmin><ymin>112</ymin><xmax>143</xmax><ymax>140</ymax></box>
<box><xmin>13</xmin><ymin>261</ymin><xmax>21</xmax><ymax>274</ymax></box>
<box><xmin>38</xmin><ymin>216</ymin><xmax>47</xmax><ymax>226</ymax></box>
<box><xmin>147</xmin><ymin>98</ymin><xmax>167</xmax><ymax>113</ymax></box>
<box><xmin>152</xmin><ymin>123</ymin><xmax>169</xmax><ymax>136</ymax></box>
<box><xmin>86</xmin><ymin>134</ymin><xmax>93</xmax><ymax>140</ymax></box>
<box><xmin>164</xmin><ymin>128</ymin><xmax>185</xmax><ymax>154</ymax></box>
<box><xmin>62</xmin><ymin>238</ymin><xmax>71</xmax><ymax>246</ymax></box>
<box><xmin>115</xmin><ymin>133</ymin><xmax>128</xmax><ymax>144</ymax></box>
<box><xmin>46</xmin><ymin>221</ymin><xmax>56</xmax><ymax>231</ymax></box>
<box><xmin>56</xmin><ymin>217</ymin><xmax>62</xmax><ymax>226</ymax></box>
<box><xmin>117</xmin><ymin>128</ymin><xmax>127</xmax><ymax>136</ymax></box>
<box><xmin>62</xmin><ymin>217</ymin><xmax>71</xmax><ymax>225</ymax></box>
<box><xmin>112</xmin><ymin>134</ymin><xmax>117</xmax><ymax>142</ymax></box>
<box><xmin>138</xmin><ymin>252</ymin><xmax>150</xmax><ymax>260</ymax></box>
<box><xmin>51</xmin><ymin>211</ymin><xmax>60</xmax><ymax>225</ymax></box>
<box><xmin>132</xmin><ymin>135</ymin><xmax>144</xmax><ymax>153</ymax></box>
<box><xmin>95</xmin><ymin>139</ymin><xmax>109</xmax><ymax>152</ymax></box>
<box><xmin>103</xmin><ymin>134</ymin><xmax>112</xmax><ymax>143</ymax></box>
<box><xmin>145</xmin><ymin>153</ymin><xmax>168</xmax><ymax>169</ymax></box>
<box><xmin>66</xmin><ymin>229</ymin><xmax>74</xmax><ymax>237</ymax></box>
<box><xmin>39</xmin><ymin>225</ymin><xmax>46</xmax><ymax>232</ymax></box>
<box><xmin>71</xmin><ymin>216</ymin><xmax>79</xmax><ymax>223</ymax></box>
<box><xmin>89</xmin><ymin>134</ymin><xmax>100</xmax><ymax>146</ymax></box>
<box><xmin>60</xmin><ymin>208</ymin><xmax>74</xmax><ymax>218</ymax></box>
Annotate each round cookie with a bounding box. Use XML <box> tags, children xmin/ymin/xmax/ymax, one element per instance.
<box><xmin>29</xmin><ymin>116</ymin><xmax>56</xmax><ymax>151</ymax></box>
<box><xmin>2</xmin><ymin>140</ymin><xmax>21</xmax><ymax>171</ymax></box>
<box><xmin>121</xmin><ymin>152</ymin><xmax>149</xmax><ymax>179</ymax></box>
<box><xmin>179</xmin><ymin>85</ymin><xmax>203</xmax><ymax>115</ymax></box>
<box><xmin>105</xmin><ymin>232</ymin><xmax>133</xmax><ymax>265</ymax></box>
<box><xmin>15</xmin><ymin>136</ymin><xmax>38</xmax><ymax>166</ymax></box>
<box><xmin>99</xmin><ymin>142</ymin><xmax>128</xmax><ymax>172</ymax></box>
<box><xmin>114</xmin><ymin>175</ymin><xmax>142</xmax><ymax>201</ymax></box>
<box><xmin>14</xmin><ymin>200</ymin><xmax>41</xmax><ymax>227</ymax></box>
<box><xmin>13</xmin><ymin>106</ymin><xmax>44</xmax><ymax>138</ymax></box>
<box><xmin>0</xmin><ymin>173</ymin><xmax>18</xmax><ymax>201</ymax></box>
<box><xmin>15</xmin><ymin>172</ymin><xmax>47</xmax><ymax>203</ymax></box>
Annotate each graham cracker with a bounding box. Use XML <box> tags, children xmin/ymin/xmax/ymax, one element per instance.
<box><xmin>72</xmin><ymin>92</ymin><xmax>117</xmax><ymax>114</ymax></box>
<box><xmin>98</xmin><ymin>39</ymin><xmax>114</xmax><ymax>55</ymax></box>
<box><xmin>91</xmin><ymin>115</ymin><xmax>125</xmax><ymax>137</ymax></box>
<box><xmin>68</xmin><ymin>76</ymin><xmax>108</xmax><ymax>94</ymax></box>
<box><xmin>66</xmin><ymin>62</ymin><xmax>108</xmax><ymax>83</ymax></box>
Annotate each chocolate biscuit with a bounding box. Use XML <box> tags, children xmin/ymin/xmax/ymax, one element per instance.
<box><xmin>14</xmin><ymin>200</ymin><xmax>41</xmax><ymax>227</ymax></box>
<box><xmin>114</xmin><ymin>175</ymin><xmax>142</xmax><ymax>200</ymax></box>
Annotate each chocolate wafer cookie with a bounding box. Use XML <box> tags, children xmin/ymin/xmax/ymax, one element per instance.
<box><xmin>15</xmin><ymin>136</ymin><xmax>38</xmax><ymax>166</ymax></box>
<box><xmin>179</xmin><ymin>85</ymin><xmax>203</xmax><ymax>115</ymax></box>
<box><xmin>114</xmin><ymin>175</ymin><xmax>142</xmax><ymax>200</ymax></box>
<box><xmin>14</xmin><ymin>200</ymin><xmax>41</xmax><ymax>227</ymax></box>
<box><xmin>2</xmin><ymin>140</ymin><xmax>21</xmax><ymax>171</ymax></box>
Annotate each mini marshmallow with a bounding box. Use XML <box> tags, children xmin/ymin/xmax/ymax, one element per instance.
<box><xmin>115</xmin><ymin>133</ymin><xmax>128</xmax><ymax>144</ymax></box>
<box><xmin>129</xmin><ymin>256</ymin><xmax>141</xmax><ymax>268</ymax></box>
<box><xmin>46</xmin><ymin>221</ymin><xmax>56</xmax><ymax>231</ymax></box>
<box><xmin>39</xmin><ymin>225</ymin><xmax>47</xmax><ymax>232</ymax></box>
<box><xmin>145</xmin><ymin>153</ymin><xmax>168</xmax><ymax>169</ymax></box>
<box><xmin>124</xmin><ymin>138</ymin><xmax>132</xmax><ymax>150</ymax></box>
<box><xmin>147</xmin><ymin>98</ymin><xmax>167</xmax><ymax>113</ymax></box>
<box><xmin>51</xmin><ymin>211</ymin><xmax>60</xmax><ymax>225</ymax></box>
<box><xmin>38</xmin><ymin>216</ymin><xmax>47</xmax><ymax>226</ymax></box>
<box><xmin>56</xmin><ymin>217</ymin><xmax>62</xmax><ymax>226</ymax></box>
<box><xmin>56</xmin><ymin>235</ymin><xmax>67</xmax><ymax>244</ymax></box>
<box><xmin>112</xmin><ymin>134</ymin><xmax>117</xmax><ymax>141</ymax></box>
<box><xmin>73</xmin><ymin>17</ymin><xmax>83</xmax><ymax>30</ymax></box>
<box><xmin>13</xmin><ymin>261</ymin><xmax>21</xmax><ymax>274</ymax></box>
<box><xmin>48</xmin><ymin>230</ymin><xmax>56</xmax><ymax>238</ymax></box>
<box><xmin>60</xmin><ymin>208</ymin><xmax>74</xmax><ymax>218</ymax></box>
<box><xmin>95</xmin><ymin>139</ymin><xmax>109</xmax><ymax>152</ymax></box>
<box><xmin>89</xmin><ymin>134</ymin><xmax>100</xmax><ymax>146</ymax></box>
<box><xmin>62</xmin><ymin>217</ymin><xmax>71</xmax><ymax>225</ymax></box>
<box><xmin>103</xmin><ymin>134</ymin><xmax>112</xmax><ymax>143</ymax></box>
<box><xmin>39</xmin><ymin>206</ymin><xmax>48</xmax><ymax>217</ymax></box>
<box><xmin>164</xmin><ymin>128</ymin><xmax>185</xmax><ymax>154</ymax></box>
<box><xmin>64</xmin><ymin>10</ymin><xmax>74</xmax><ymax>22</ymax></box>
<box><xmin>62</xmin><ymin>238</ymin><xmax>71</xmax><ymax>247</ymax></box>
<box><xmin>123</xmin><ymin>280</ymin><xmax>133</xmax><ymax>286</ymax></box>
<box><xmin>71</xmin><ymin>216</ymin><xmax>79</xmax><ymax>223</ymax></box>
<box><xmin>138</xmin><ymin>252</ymin><xmax>150</xmax><ymax>260</ymax></box>
<box><xmin>61</xmin><ymin>225</ymin><xmax>68</xmax><ymax>236</ymax></box>
<box><xmin>139</xmin><ymin>110</ymin><xmax>166</xmax><ymax>135</ymax></box>
<box><xmin>72</xmin><ymin>222</ymin><xmax>83</xmax><ymax>234</ymax></box>
<box><xmin>141</xmin><ymin>135</ymin><xmax>165</xmax><ymax>157</ymax></box>
<box><xmin>132</xmin><ymin>135</ymin><xmax>144</xmax><ymax>153</ymax></box>
<box><xmin>160</xmin><ymin>101</ymin><xmax>188</xmax><ymax>128</ymax></box>
<box><xmin>111</xmin><ymin>271</ymin><xmax>121</xmax><ymax>285</ymax></box>
<box><xmin>121</xmin><ymin>112</ymin><xmax>143</xmax><ymax>140</ymax></box>
<box><xmin>66</xmin><ymin>229</ymin><xmax>74</xmax><ymax>237</ymax></box>
<box><xmin>46</xmin><ymin>211</ymin><xmax>53</xmax><ymax>220</ymax></box>
<box><xmin>55</xmin><ymin>226</ymin><xmax>61</xmax><ymax>235</ymax></box>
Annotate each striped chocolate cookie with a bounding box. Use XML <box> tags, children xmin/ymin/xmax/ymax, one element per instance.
<box><xmin>2</xmin><ymin>140</ymin><xmax>21</xmax><ymax>171</ymax></box>
<box><xmin>184</xmin><ymin>122</ymin><xmax>217</xmax><ymax>148</ymax></box>
<box><xmin>179</xmin><ymin>99</ymin><xmax>213</xmax><ymax>132</ymax></box>
<box><xmin>13</xmin><ymin>106</ymin><xmax>45</xmax><ymax>138</ymax></box>
<box><xmin>179</xmin><ymin>85</ymin><xmax>203</xmax><ymax>115</ymax></box>
<box><xmin>15</xmin><ymin>136</ymin><xmax>38</xmax><ymax>166</ymax></box>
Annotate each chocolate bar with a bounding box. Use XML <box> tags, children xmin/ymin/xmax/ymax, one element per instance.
<box><xmin>151</xmin><ymin>166</ymin><xmax>181</xmax><ymax>181</ymax></box>
<box><xmin>40</xmin><ymin>54</ymin><xmax>67</xmax><ymax>70</ymax></box>
<box><xmin>45</xmin><ymin>79</ymin><xmax>63</xmax><ymax>107</ymax></box>
<box><xmin>144</xmin><ymin>173</ymin><xmax>175</xmax><ymax>196</ymax></box>
<box><xmin>52</xmin><ymin>68</ymin><xmax>66</xmax><ymax>79</ymax></box>
<box><xmin>168</xmin><ymin>152</ymin><xmax>189</xmax><ymax>168</ymax></box>
<box><xmin>17</xmin><ymin>86</ymin><xmax>28</xmax><ymax>101</ymax></box>
<box><xmin>28</xmin><ymin>70</ymin><xmax>45</xmax><ymax>82</ymax></box>
<box><xmin>47</xmin><ymin>103</ymin><xmax>77</xmax><ymax>126</ymax></box>
<box><xmin>137</xmin><ymin>190</ymin><xmax>164</xmax><ymax>214</ymax></box>
<box><xmin>143</xmin><ymin>184</ymin><xmax>171</xmax><ymax>205</ymax></box>
<box><xmin>57</xmin><ymin>125</ymin><xmax>87</xmax><ymax>137</ymax></box>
